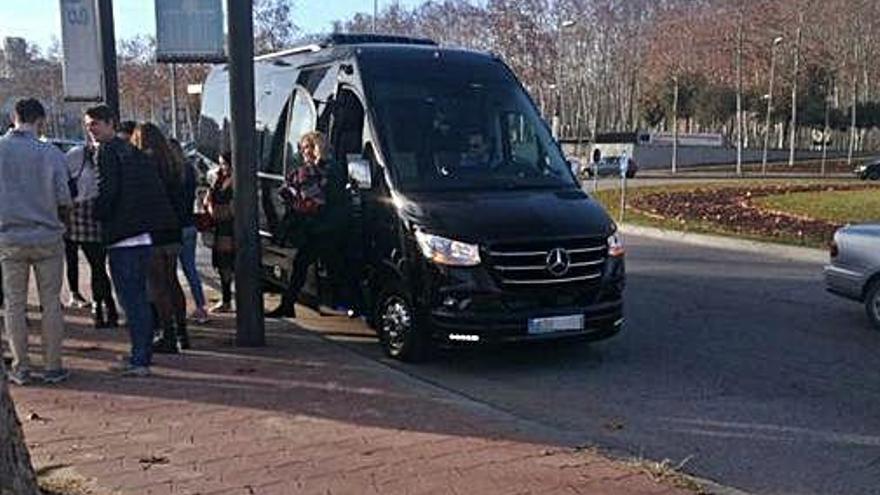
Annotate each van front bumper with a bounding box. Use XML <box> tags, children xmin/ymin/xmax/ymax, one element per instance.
<box><xmin>428</xmin><ymin>299</ymin><xmax>623</xmax><ymax>344</ymax></box>
<box><xmin>419</xmin><ymin>258</ymin><xmax>625</xmax><ymax>345</ymax></box>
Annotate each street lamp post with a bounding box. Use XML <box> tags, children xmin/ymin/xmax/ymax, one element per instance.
<box><xmin>554</xmin><ymin>19</ymin><xmax>576</xmax><ymax>139</ymax></box>
<box><xmin>789</xmin><ymin>13</ymin><xmax>803</xmax><ymax>167</ymax></box>
<box><xmin>762</xmin><ymin>36</ymin><xmax>783</xmax><ymax>175</ymax></box>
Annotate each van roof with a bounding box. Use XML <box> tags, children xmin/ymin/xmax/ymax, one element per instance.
<box><xmin>254</xmin><ymin>33</ymin><xmax>437</xmax><ymax>61</ymax></box>
<box><xmin>252</xmin><ymin>33</ymin><xmax>497</xmax><ymax>67</ymax></box>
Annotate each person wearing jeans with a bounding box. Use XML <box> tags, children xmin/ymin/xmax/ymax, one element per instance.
<box><xmin>179</xmin><ymin>225</ymin><xmax>206</xmax><ymax>320</ymax></box>
<box><xmin>169</xmin><ymin>138</ymin><xmax>207</xmax><ymax>323</ymax></box>
<box><xmin>107</xmin><ymin>245</ymin><xmax>153</xmax><ymax>369</ymax></box>
<box><xmin>0</xmin><ymin>98</ymin><xmax>72</xmax><ymax>385</ymax></box>
<box><xmin>86</xmin><ymin>105</ymin><xmax>180</xmax><ymax>376</ymax></box>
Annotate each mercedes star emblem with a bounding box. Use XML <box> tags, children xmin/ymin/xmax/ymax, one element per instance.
<box><xmin>546</xmin><ymin>248</ymin><xmax>570</xmax><ymax>277</ymax></box>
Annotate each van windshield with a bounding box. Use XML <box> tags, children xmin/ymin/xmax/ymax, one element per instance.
<box><xmin>362</xmin><ymin>55</ymin><xmax>577</xmax><ymax>193</ymax></box>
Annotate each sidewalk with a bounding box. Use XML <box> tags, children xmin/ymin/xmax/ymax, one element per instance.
<box><xmin>6</xmin><ymin>262</ymin><xmax>697</xmax><ymax>495</ymax></box>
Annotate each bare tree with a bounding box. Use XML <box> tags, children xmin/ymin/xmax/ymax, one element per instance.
<box><xmin>254</xmin><ymin>0</ymin><xmax>299</xmax><ymax>55</ymax></box>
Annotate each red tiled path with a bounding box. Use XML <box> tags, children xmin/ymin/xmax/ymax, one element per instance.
<box><xmin>9</xmin><ymin>286</ymin><xmax>695</xmax><ymax>495</ymax></box>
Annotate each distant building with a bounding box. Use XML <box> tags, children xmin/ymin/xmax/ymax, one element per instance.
<box><xmin>1</xmin><ymin>37</ymin><xmax>27</xmax><ymax>79</ymax></box>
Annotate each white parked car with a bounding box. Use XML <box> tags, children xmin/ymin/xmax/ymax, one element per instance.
<box><xmin>824</xmin><ymin>224</ymin><xmax>880</xmax><ymax>329</ymax></box>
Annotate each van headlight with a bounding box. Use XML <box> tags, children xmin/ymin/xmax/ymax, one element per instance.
<box><xmin>607</xmin><ymin>232</ymin><xmax>625</xmax><ymax>257</ymax></box>
<box><xmin>414</xmin><ymin>231</ymin><xmax>481</xmax><ymax>266</ymax></box>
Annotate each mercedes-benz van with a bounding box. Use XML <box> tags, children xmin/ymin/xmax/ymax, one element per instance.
<box><xmin>197</xmin><ymin>34</ymin><xmax>625</xmax><ymax>361</ymax></box>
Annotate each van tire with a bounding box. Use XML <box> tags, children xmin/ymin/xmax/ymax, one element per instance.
<box><xmin>865</xmin><ymin>280</ymin><xmax>880</xmax><ymax>331</ymax></box>
<box><xmin>376</xmin><ymin>282</ymin><xmax>430</xmax><ymax>362</ymax></box>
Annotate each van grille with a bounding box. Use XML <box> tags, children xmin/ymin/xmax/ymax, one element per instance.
<box><xmin>486</xmin><ymin>237</ymin><xmax>607</xmax><ymax>287</ymax></box>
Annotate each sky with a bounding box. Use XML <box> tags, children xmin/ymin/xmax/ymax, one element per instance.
<box><xmin>0</xmin><ymin>0</ymin><xmax>426</xmax><ymax>53</ymax></box>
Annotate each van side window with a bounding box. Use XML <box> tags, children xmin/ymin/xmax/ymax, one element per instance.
<box><xmin>263</xmin><ymin>101</ymin><xmax>289</xmax><ymax>175</ymax></box>
<box><xmin>284</xmin><ymin>87</ymin><xmax>317</xmax><ymax>173</ymax></box>
<box><xmin>331</xmin><ymin>88</ymin><xmax>365</xmax><ymax>164</ymax></box>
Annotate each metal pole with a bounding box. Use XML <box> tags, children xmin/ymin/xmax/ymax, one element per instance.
<box><xmin>671</xmin><ymin>75</ymin><xmax>678</xmax><ymax>174</ymax></box>
<box><xmin>788</xmin><ymin>14</ymin><xmax>803</xmax><ymax>167</ymax></box>
<box><xmin>227</xmin><ymin>0</ymin><xmax>265</xmax><ymax>346</ymax></box>
<box><xmin>96</xmin><ymin>0</ymin><xmax>119</xmax><ymax>119</ymax></box>
<box><xmin>735</xmin><ymin>13</ymin><xmax>743</xmax><ymax>176</ymax></box>
<box><xmin>762</xmin><ymin>39</ymin><xmax>780</xmax><ymax>175</ymax></box>
<box><xmin>373</xmin><ymin>0</ymin><xmax>378</xmax><ymax>33</ymax></box>
<box><xmin>821</xmin><ymin>95</ymin><xmax>829</xmax><ymax>176</ymax></box>
<box><xmin>169</xmin><ymin>63</ymin><xmax>178</xmax><ymax>139</ymax></box>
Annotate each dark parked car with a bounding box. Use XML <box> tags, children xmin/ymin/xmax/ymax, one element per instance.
<box><xmin>824</xmin><ymin>224</ymin><xmax>880</xmax><ymax>329</ymax></box>
<box><xmin>583</xmin><ymin>156</ymin><xmax>638</xmax><ymax>179</ymax></box>
<box><xmin>854</xmin><ymin>158</ymin><xmax>880</xmax><ymax>180</ymax></box>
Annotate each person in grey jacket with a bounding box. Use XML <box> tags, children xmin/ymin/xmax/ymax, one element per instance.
<box><xmin>0</xmin><ymin>98</ymin><xmax>72</xmax><ymax>385</ymax></box>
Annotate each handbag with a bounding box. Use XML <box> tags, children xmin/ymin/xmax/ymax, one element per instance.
<box><xmin>210</xmin><ymin>202</ymin><xmax>233</xmax><ymax>222</ymax></box>
<box><xmin>193</xmin><ymin>211</ymin><xmax>215</xmax><ymax>233</ymax></box>
<box><xmin>214</xmin><ymin>234</ymin><xmax>235</xmax><ymax>254</ymax></box>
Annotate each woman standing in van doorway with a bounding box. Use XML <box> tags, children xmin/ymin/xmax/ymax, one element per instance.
<box><xmin>130</xmin><ymin>123</ymin><xmax>187</xmax><ymax>353</ymax></box>
<box><xmin>206</xmin><ymin>151</ymin><xmax>235</xmax><ymax>313</ymax></box>
<box><xmin>266</xmin><ymin>131</ymin><xmax>348</xmax><ymax>318</ymax></box>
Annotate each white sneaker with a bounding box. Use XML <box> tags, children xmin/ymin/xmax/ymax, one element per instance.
<box><xmin>67</xmin><ymin>292</ymin><xmax>89</xmax><ymax>309</ymax></box>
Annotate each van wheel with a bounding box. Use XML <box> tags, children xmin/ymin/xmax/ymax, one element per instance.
<box><xmin>377</xmin><ymin>283</ymin><xmax>430</xmax><ymax>362</ymax></box>
<box><xmin>865</xmin><ymin>280</ymin><xmax>880</xmax><ymax>331</ymax></box>
<box><xmin>868</xmin><ymin>170</ymin><xmax>880</xmax><ymax>181</ymax></box>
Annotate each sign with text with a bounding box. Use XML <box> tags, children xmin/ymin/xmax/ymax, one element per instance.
<box><xmin>59</xmin><ymin>0</ymin><xmax>104</xmax><ymax>101</ymax></box>
<box><xmin>155</xmin><ymin>0</ymin><xmax>225</xmax><ymax>63</ymax></box>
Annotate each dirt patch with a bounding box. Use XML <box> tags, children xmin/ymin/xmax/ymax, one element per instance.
<box><xmin>630</xmin><ymin>183</ymin><xmax>878</xmax><ymax>246</ymax></box>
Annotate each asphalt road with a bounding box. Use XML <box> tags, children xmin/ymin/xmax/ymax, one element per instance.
<box><xmin>306</xmin><ymin>235</ymin><xmax>880</xmax><ymax>495</ymax></box>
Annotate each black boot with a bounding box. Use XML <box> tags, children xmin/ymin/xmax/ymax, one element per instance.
<box><xmin>91</xmin><ymin>301</ymin><xmax>107</xmax><ymax>329</ymax></box>
<box><xmin>177</xmin><ymin>322</ymin><xmax>190</xmax><ymax>350</ymax></box>
<box><xmin>105</xmin><ymin>298</ymin><xmax>119</xmax><ymax>328</ymax></box>
<box><xmin>152</xmin><ymin>324</ymin><xmax>179</xmax><ymax>354</ymax></box>
<box><xmin>266</xmin><ymin>296</ymin><xmax>296</xmax><ymax>318</ymax></box>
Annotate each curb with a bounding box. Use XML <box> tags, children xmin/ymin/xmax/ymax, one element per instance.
<box><xmin>618</xmin><ymin>223</ymin><xmax>828</xmax><ymax>264</ymax></box>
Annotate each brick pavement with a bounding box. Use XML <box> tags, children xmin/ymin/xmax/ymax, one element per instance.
<box><xmin>5</xmin><ymin>263</ymin><xmax>697</xmax><ymax>495</ymax></box>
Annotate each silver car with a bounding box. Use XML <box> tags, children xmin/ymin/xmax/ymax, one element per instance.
<box><xmin>824</xmin><ymin>224</ymin><xmax>880</xmax><ymax>329</ymax></box>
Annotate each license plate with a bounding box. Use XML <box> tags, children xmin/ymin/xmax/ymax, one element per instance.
<box><xmin>528</xmin><ymin>314</ymin><xmax>584</xmax><ymax>335</ymax></box>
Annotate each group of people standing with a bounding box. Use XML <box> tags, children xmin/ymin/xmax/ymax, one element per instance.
<box><xmin>1</xmin><ymin>97</ymin><xmax>353</xmax><ymax>385</ymax></box>
<box><xmin>0</xmin><ymin>98</ymin><xmax>212</xmax><ymax>383</ymax></box>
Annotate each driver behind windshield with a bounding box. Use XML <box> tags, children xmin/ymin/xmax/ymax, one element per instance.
<box><xmin>460</xmin><ymin>131</ymin><xmax>491</xmax><ymax>169</ymax></box>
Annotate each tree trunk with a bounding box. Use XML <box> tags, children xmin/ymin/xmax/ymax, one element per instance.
<box><xmin>0</xmin><ymin>365</ymin><xmax>40</xmax><ymax>495</ymax></box>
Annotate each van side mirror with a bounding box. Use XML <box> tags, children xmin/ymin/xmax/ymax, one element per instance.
<box><xmin>348</xmin><ymin>158</ymin><xmax>372</xmax><ymax>190</ymax></box>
